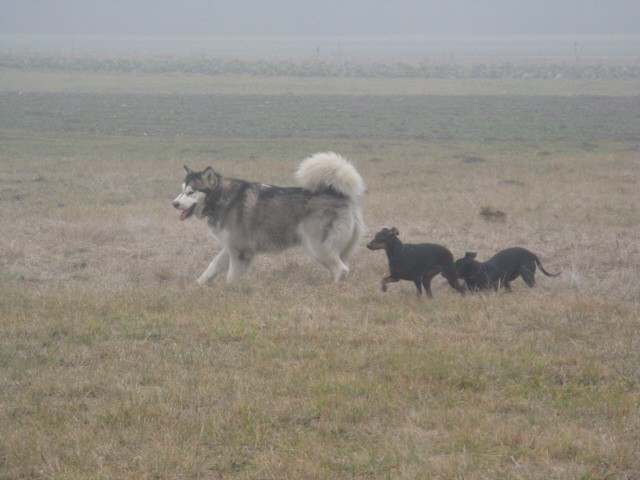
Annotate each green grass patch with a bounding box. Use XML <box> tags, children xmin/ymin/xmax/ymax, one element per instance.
<box><xmin>3</xmin><ymin>68</ymin><xmax>640</xmax><ymax>96</ymax></box>
<box><xmin>1</xmin><ymin>92</ymin><xmax>639</xmax><ymax>143</ymax></box>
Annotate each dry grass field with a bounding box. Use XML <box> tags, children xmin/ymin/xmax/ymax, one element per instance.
<box><xmin>1</xmin><ymin>68</ymin><xmax>639</xmax><ymax>479</ymax></box>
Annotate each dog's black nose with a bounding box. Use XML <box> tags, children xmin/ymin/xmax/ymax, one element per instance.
<box><xmin>172</xmin><ymin>201</ymin><xmax>180</xmax><ymax>209</ymax></box>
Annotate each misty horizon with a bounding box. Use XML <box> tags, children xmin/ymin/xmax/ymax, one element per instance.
<box><xmin>1</xmin><ymin>1</ymin><xmax>639</xmax><ymax>38</ymax></box>
<box><xmin>3</xmin><ymin>33</ymin><xmax>639</xmax><ymax>65</ymax></box>
<box><xmin>2</xmin><ymin>1</ymin><xmax>638</xmax><ymax>63</ymax></box>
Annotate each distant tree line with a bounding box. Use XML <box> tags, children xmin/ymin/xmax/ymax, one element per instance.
<box><xmin>1</xmin><ymin>53</ymin><xmax>638</xmax><ymax>79</ymax></box>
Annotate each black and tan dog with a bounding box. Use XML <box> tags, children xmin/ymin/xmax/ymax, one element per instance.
<box><xmin>367</xmin><ymin>227</ymin><xmax>465</xmax><ymax>297</ymax></box>
<box><xmin>455</xmin><ymin>247</ymin><xmax>560</xmax><ymax>292</ymax></box>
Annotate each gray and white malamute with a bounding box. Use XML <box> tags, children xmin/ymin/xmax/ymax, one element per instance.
<box><xmin>172</xmin><ymin>152</ymin><xmax>365</xmax><ymax>284</ymax></box>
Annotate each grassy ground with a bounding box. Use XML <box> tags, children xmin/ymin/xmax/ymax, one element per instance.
<box><xmin>2</xmin><ymin>91</ymin><xmax>639</xmax><ymax>145</ymax></box>
<box><xmin>0</xmin><ymin>69</ymin><xmax>639</xmax><ymax>479</ymax></box>
<box><xmin>3</xmin><ymin>70</ymin><xmax>640</xmax><ymax>96</ymax></box>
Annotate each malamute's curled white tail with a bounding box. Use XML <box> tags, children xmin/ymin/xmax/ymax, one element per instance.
<box><xmin>295</xmin><ymin>152</ymin><xmax>365</xmax><ymax>199</ymax></box>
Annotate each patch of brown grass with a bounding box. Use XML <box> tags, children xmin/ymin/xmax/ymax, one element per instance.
<box><xmin>0</xmin><ymin>138</ymin><xmax>639</xmax><ymax>479</ymax></box>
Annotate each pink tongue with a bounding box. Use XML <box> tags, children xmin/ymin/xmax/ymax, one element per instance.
<box><xmin>179</xmin><ymin>209</ymin><xmax>191</xmax><ymax>221</ymax></box>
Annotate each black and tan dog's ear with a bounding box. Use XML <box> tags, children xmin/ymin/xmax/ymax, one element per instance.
<box><xmin>202</xmin><ymin>166</ymin><xmax>219</xmax><ymax>188</ymax></box>
<box><xmin>390</xmin><ymin>227</ymin><xmax>400</xmax><ymax>236</ymax></box>
<box><xmin>183</xmin><ymin>165</ymin><xmax>193</xmax><ymax>174</ymax></box>
<box><xmin>465</xmin><ymin>252</ymin><xmax>477</xmax><ymax>260</ymax></box>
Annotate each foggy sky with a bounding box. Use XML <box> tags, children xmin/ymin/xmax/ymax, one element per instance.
<box><xmin>1</xmin><ymin>1</ymin><xmax>639</xmax><ymax>37</ymax></box>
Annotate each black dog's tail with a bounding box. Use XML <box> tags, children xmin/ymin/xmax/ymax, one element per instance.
<box><xmin>534</xmin><ymin>255</ymin><xmax>560</xmax><ymax>277</ymax></box>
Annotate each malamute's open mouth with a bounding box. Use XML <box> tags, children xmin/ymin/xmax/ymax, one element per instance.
<box><xmin>180</xmin><ymin>205</ymin><xmax>196</xmax><ymax>221</ymax></box>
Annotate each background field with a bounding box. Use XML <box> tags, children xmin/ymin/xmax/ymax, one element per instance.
<box><xmin>0</xmin><ymin>54</ymin><xmax>639</xmax><ymax>479</ymax></box>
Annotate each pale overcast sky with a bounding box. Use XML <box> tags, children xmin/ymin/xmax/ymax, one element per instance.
<box><xmin>1</xmin><ymin>0</ymin><xmax>639</xmax><ymax>37</ymax></box>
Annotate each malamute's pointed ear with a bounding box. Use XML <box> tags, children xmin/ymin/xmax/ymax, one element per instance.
<box><xmin>202</xmin><ymin>166</ymin><xmax>219</xmax><ymax>188</ymax></box>
<box><xmin>465</xmin><ymin>252</ymin><xmax>477</xmax><ymax>260</ymax></box>
<box><xmin>390</xmin><ymin>227</ymin><xmax>400</xmax><ymax>236</ymax></box>
<box><xmin>183</xmin><ymin>165</ymin><xmax>193</xmax><ymax>174</ymax></box>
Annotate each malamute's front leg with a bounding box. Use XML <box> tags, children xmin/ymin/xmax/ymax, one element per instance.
<box><xmin>197</xmin><ymin>249</ymin><xmax>230</xmax><ymax>285</ymax></box>
<box><xmin>226</xmin><ymin>251</ymin><xmax>254</xmax><ymax>282</ymax></box>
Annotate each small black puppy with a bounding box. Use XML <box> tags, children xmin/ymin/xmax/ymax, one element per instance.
<box><xmin>455</xmin><ymin>247</ymin><xmax>560</xmax><ymax>292</ymax></box>
<box><xmin>367</xmin><ymin>227</ymin><xmax>465</xmax><ymax>297</ymax></box>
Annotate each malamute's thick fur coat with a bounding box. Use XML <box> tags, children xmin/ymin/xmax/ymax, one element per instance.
<box><xmin>172</xmin><ymin>152</ymin><xmax>365</xmax><ymax>284</ymax></box>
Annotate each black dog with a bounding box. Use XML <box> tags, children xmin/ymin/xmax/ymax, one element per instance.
<box><xmin>455</xmin><ymin>247</ymin><xmax>560</xmax><ymax>292</ymax></box>
<box><xmin>367</xmin><ymin>227</ymin><xmax>465</xmax><ymax>297</ymax></box>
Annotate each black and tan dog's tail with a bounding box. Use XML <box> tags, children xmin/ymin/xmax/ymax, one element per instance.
<box><xmin>534</xmin><ymin>255</ymin><xmax>561</xmax><ymax>277</ymax></box>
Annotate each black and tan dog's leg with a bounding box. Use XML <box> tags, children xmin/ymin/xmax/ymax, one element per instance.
<box><xmin>381</xmin><ymin>276</ymin><xmax>399</xmax><ymax>292</ymax></box>
<box><xmin>421</xmin><ymin>276</ymin><xmax>433</xmax><ymax>298</ymax></box>
<box><xmin>519</xmin><ymin>264</ymin><xmax>537</xmax><ymax>288</ymax></box>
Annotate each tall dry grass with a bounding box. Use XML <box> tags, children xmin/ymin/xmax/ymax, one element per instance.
<box><xmin>1</xmin><ymin>137</ymin><xmax>639</xmax><ymax>479</ymax></box>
